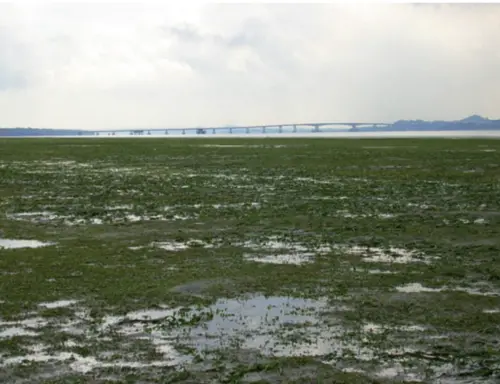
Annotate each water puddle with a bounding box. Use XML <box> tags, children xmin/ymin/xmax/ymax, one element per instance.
<box><xmin>212</xmin><ymin>202</ymin><xmax>260</xmax><ymax>209</ymax></box>
<box><xmin>0</xmin><ymin>239</ymin><xmax>55</xmax><ymax>249</ymax></box>
<box><xmin>375</xmin><ymin>365</ymin><xmax>422</xmax><ymax>381</ymax></box>
<box><xmin>340</xmin><ymin>245</ymin><xmax>433</xmax><ymax>264</ymax></box>
<box><xmin>0</xmin><ymin>316</ymin><xmax>49</xmax><ymax>339</ymax></box>
<box><xmin>7</xmin><ymin>211</ymin><xmax>196</xmax><ymax>226</ymax></box>
<box><xmin>396</xmin><ymin>283</ymin><xmax>500</xmax><ymax>296</ymax></box>
<box><xmin>0</xmin><ymin>295</ymin><xmax>491</xmax><ymax>382</ymax></box>
<box><xmin>354</xmin><ymin>268</ymin><xmax>398</xmax><ymax>274</ymax></box>
<box><xmin>153</xmin><ymin>239</ymin><xmax>217</xmax><ymax>251</ymax></box>
<box><xmin>243</xmin><ymin>252</ymin><xmax>316</xmax><ymax>265</ymax></box>
<box><xmin>0</xmin><ymin>327</ymin><xmax>38</xmax><ymax>338</ymax></box>
<box><xmin>295</xmin><ymin>177</ymin><xmax>336</xmax><ymax>185</ymax></box>
<box><xmin>38</xmin><ymin>300</ymin><xmax>79</xmax><ymax>309</ymax></box>
<box><xmin>363</xmin><ymin>322</ymin><xmax>426</xmax><ymax>334</ymax></box>
<box><xmin>484</xmin><ymin>309</ymin><xmax>500</xmax><ymax>314</ymax></box>
<box><xmin>0</xmin><ymin>317</ymin><xmax>49</xmax><ymax>328</ymax></box>
<box><xmin>100</xmin><ymin>295</ymin><xmax>354</xmax><ymax>359</ymax></box>
<box><xmin>473</xmin><ymin>218</ymin><xmax>488</xmax><ymax>224</ymax></box>
<box><xmin>396</xmin><ymin>283</ymin><xmax>443</xmax><ymax>293</ymax></box>
<box><xmin>240</xmin><ymin>237</ymin><xmax>331</xmax><ymax>265</ymax></box>
<box><xmin>336</xmin><ymin>211</ymin><xmax>396</xmax><ymax>219</ymax></box>
<box><xmin>0</xmin><ymin>351</ymin><xmax>185</xmax><ymax>373</ymax></box>
<box><xmin>307</xmin><ymin>196</ymin><xmax>349</xmax><ymax>201</ymax></box>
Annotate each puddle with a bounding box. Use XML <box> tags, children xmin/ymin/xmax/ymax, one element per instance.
<box><xmin>0</xmin><ymin>317</ymin><xmax>49</xmax><ymax>328</ymax></box>
<box><xmin>0</xmin><ymin>327</ymin><xmax>38</xmax><ymax>338</ymax></box>
<box><xmin>307</xmin><ymin>196</ymin><xmax>348</xmax><ymax>201</ymax></box>
<box><xmin>396</xmin><ymin>283</ymin><xmax>443</xmax><ymax>293</ymax></box>
<box><xmin>0</xmin><ymin>295</ymin><xmax>488</xmax><ymax>382</ymax></box>
<box><xmin>96</xmin><ymin>294</ymin><xmax>394</xmax><ymax>363</ymax></box>
<box><xmin>7</xmin><ymin>211</ymin><xmax>196</xmax><ymax>226</ymax></box>
<box><xmin>396</xmin><ymin>283</ymin><xmax>500</xmax><ymax>296</ymax></box>
<box><xmin>375</xmin><ymin>364</ymin><xmax>422</xmax><ymax>381</ymax></box>
<box><xmin>240</xmin><ymin>238</ymin><xmax>331</xmax><ymax>253</ymax></box>
<box><xmin>354</xmin><ymin>268</ymin><xmax>398</xmax><ymax>274</ymax></box>
<box><xmin>240</xmin><ymin>238</ymin><xmax>331</xmax><ymax>265</ymax></box>
<box><xmin>153</xmin><ymin>239</ymin><xmax>217</xmax><ymax>251</ymax></box>
<box><xmin>243</xmin><ymin>252</ymin><xmax>316</xmax><ymax>265</ymax></box>
<box><xmin>363</xmin><ymin>322</ymin><xmax>426</xmax><ymax>334</ymax></box>
<box><xmin>0</xmin><ymin>239</ymin><xmax>55</xmax><ymax>249</ymax></box>
<box><xmin>473</xmin><ymin>218</ymin><xmax>488</xmax><ymax>224</ymax></box>
<box><xmin>212</xmin><ymin>202</ymin><xmax>260</xmax><ymax>209</ymax></box>
<box><xmin>336</xmin><ymin>211</ymin><xmax>396</xmax><ymax>219</ymax></box>
<box><xmin>154</xmin><ymin>242</ymin><xmax>189</xmax><ymax>251</ymax></box>
<box><xmin>38</xmin><ymin>300</ymin><xmax>79</xmax><ymax>309</ymax></box>
<box><xmin>0</xmin><ymin>351</ymin><xmax>185</xmax><ymax>372</ymax></box>
<box><xmin>105</xmin><ymin>204</ymin><xmax>134</xmax><ymax>210</ymax></box>
<box><xmin>454</xmin><ymin>287</ymin><xmax>500</xmax><ymax>297</ymax></box>
<box><xmin>484</xmin><ymin>309</ymin><xmax>500</xmax><ymax>314</ymax></box>
<box><xmin>341</xmin><ymin>246</ymin><xmax>433</xmax><ymax>264</ymax></box>
<box><xmin>0</xmin><ymin>316</ymin><xmax>50</xmax><ymax>338</ymax></box>
<box><xmin>100</xmin><ymin>295</ymin><xmax>349</xmax><ymax>358</ymax></box>
<box><xmin>295</xmin><ymin>177</ymin><xmax>336</xmax><ymax>185</ymax></box>
<box><xmin>128</xmin><ymin>246</ymin><xmax>145</xmax><ymax>251</ymax></box>
<box><xmin>407</xmin><ymin>203</ymin><xmax>433</xmax><ymax>209</ymax></box>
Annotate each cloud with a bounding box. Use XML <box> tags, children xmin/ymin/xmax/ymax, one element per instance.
<box><xmin>0</xmin><ymin>2</ymin><xmax>499</xmax><ymax>129</ymax></box>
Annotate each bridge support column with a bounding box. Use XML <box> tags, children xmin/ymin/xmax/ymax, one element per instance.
<box><xmin>182</xmin><ymin>129</ymin><xmax>185</xmax><ymax>135</ymax></box>
<box><xmin>229</xmin><ymin>127</ymin><xmax>233</xmax><ymax>134</ymax></box>
<box><xmin>279</xmin><ymin>125</ymin><xmax>283</xmax><ymax>133</ymax></box>
<box><xmin>293</xmin><ymin>125</ymin><xmax>297</xmax><ymax>133</ymax></box>
<box><xmin>165</xmin><ymin>130</ymin><xmax>168</xmax><ymax>135</ymax></box>
<box><xmin>262</xmin><ymin>127</ymin><xmax>266</xmax><ymax>133</ymax></box>
<box><xmin>212</xmin><ymin>128</ymin><xmax>216</xmax><ymax>134</ymax></box>
<box><xmin>246</xmin><ymin>127</ymin><xmax>250</xmax><ymax>134</ymax></box>
<box><xmin>313</xmin><ymin>125</ymin><xmax>320</xmax><ymax>132</ymax></box>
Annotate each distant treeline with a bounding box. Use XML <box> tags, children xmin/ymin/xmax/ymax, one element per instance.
<box><xmin>0</xmin><ymin>128</ymin><xmax>93</xmax><ymax>136</ymax></box>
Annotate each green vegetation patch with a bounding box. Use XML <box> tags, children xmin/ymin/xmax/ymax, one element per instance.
<box><xmin>0</xmin><ymin>137</ymin><xmax>499</xmax><ymax>383</ymax></box>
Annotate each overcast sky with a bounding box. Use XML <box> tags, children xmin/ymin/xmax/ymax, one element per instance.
<box><xmin>1</xmin><ymin>1</ymin><xmax>499</xmax><ymax>130</ymax></box>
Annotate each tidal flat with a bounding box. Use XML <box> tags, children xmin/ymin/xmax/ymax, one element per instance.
<box><xmin>0</xmin><ymin>137</ymin><xmax>499</xmax><ymax>383</ymax></box>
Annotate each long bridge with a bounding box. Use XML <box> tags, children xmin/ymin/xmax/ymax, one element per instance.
<box><xmin>93</xmin><ymin>122</ymin><xmax>391</xmax><ymax>136</ymax></box>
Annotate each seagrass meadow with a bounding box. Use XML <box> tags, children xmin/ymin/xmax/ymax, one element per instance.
<box><xmin>0</xmin><ymin>137</ymin><xmax>499</xmax><ymax>383</ymax></box>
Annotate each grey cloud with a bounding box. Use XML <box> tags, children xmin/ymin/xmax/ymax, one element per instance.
<box><xmin>0</xmin><ymin>2</ymin><xmax>499</xmax><ymax>129</ymax></box>
<box><xmin>0</xmin><ymin>28</ymin><xmax>31</xmax><ymax>90</ymax></box>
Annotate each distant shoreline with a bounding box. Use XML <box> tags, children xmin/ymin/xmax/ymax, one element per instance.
<box><xmin>3</xmin><ymin>131</ymin><xmax>500</xmax><ymax>139</ymax></box>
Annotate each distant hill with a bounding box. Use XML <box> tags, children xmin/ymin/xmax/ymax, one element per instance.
<box><xmin>460</xmin><ymin>115</ymin><xmax>491</xmax><ymax>124</ymax></box>
<box><xmin>355</xmin><ymin>115</ymin><xmax>500</xmax><ymax>132</ymax></box>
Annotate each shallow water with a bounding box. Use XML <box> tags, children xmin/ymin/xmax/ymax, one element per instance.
<box><xmin>0</xmin><ymin>239</ymin><xmax>55</xmax><ymax>249</ymax></box>
<box><xmin>243</xmin><ymin>252</ymin><xmax>316</xmax><ymax>265</ymax></box>
<box><xmin>38</xmin><ymin>300</ymin><xmax>79</xmax><ymax>309</ymax></box>
<box><xmin>396</xmin><ymin>283</ymin><xmax>500</xmax><ymax>296</ymax></box>
<box><xmin>0</xmin><ymin>292</ymin><xmax>493</xmax><ymax>382</ymax></box>
<box><xmin>341</xmin><ymin>245</ymin><xmax>433</xmax><ymax>264</ymax></box>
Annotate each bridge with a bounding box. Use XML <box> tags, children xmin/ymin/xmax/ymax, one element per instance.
<box><xmin>95</xmin><ymin>122</ymin><xmax>391</xmax><ymax>136</ymax></box>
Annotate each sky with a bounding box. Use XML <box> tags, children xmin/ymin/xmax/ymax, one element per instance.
<box><xmin>0</xmin><ymin>1</ymin><xmax>499</xmax><ymax>130</ymax></box>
